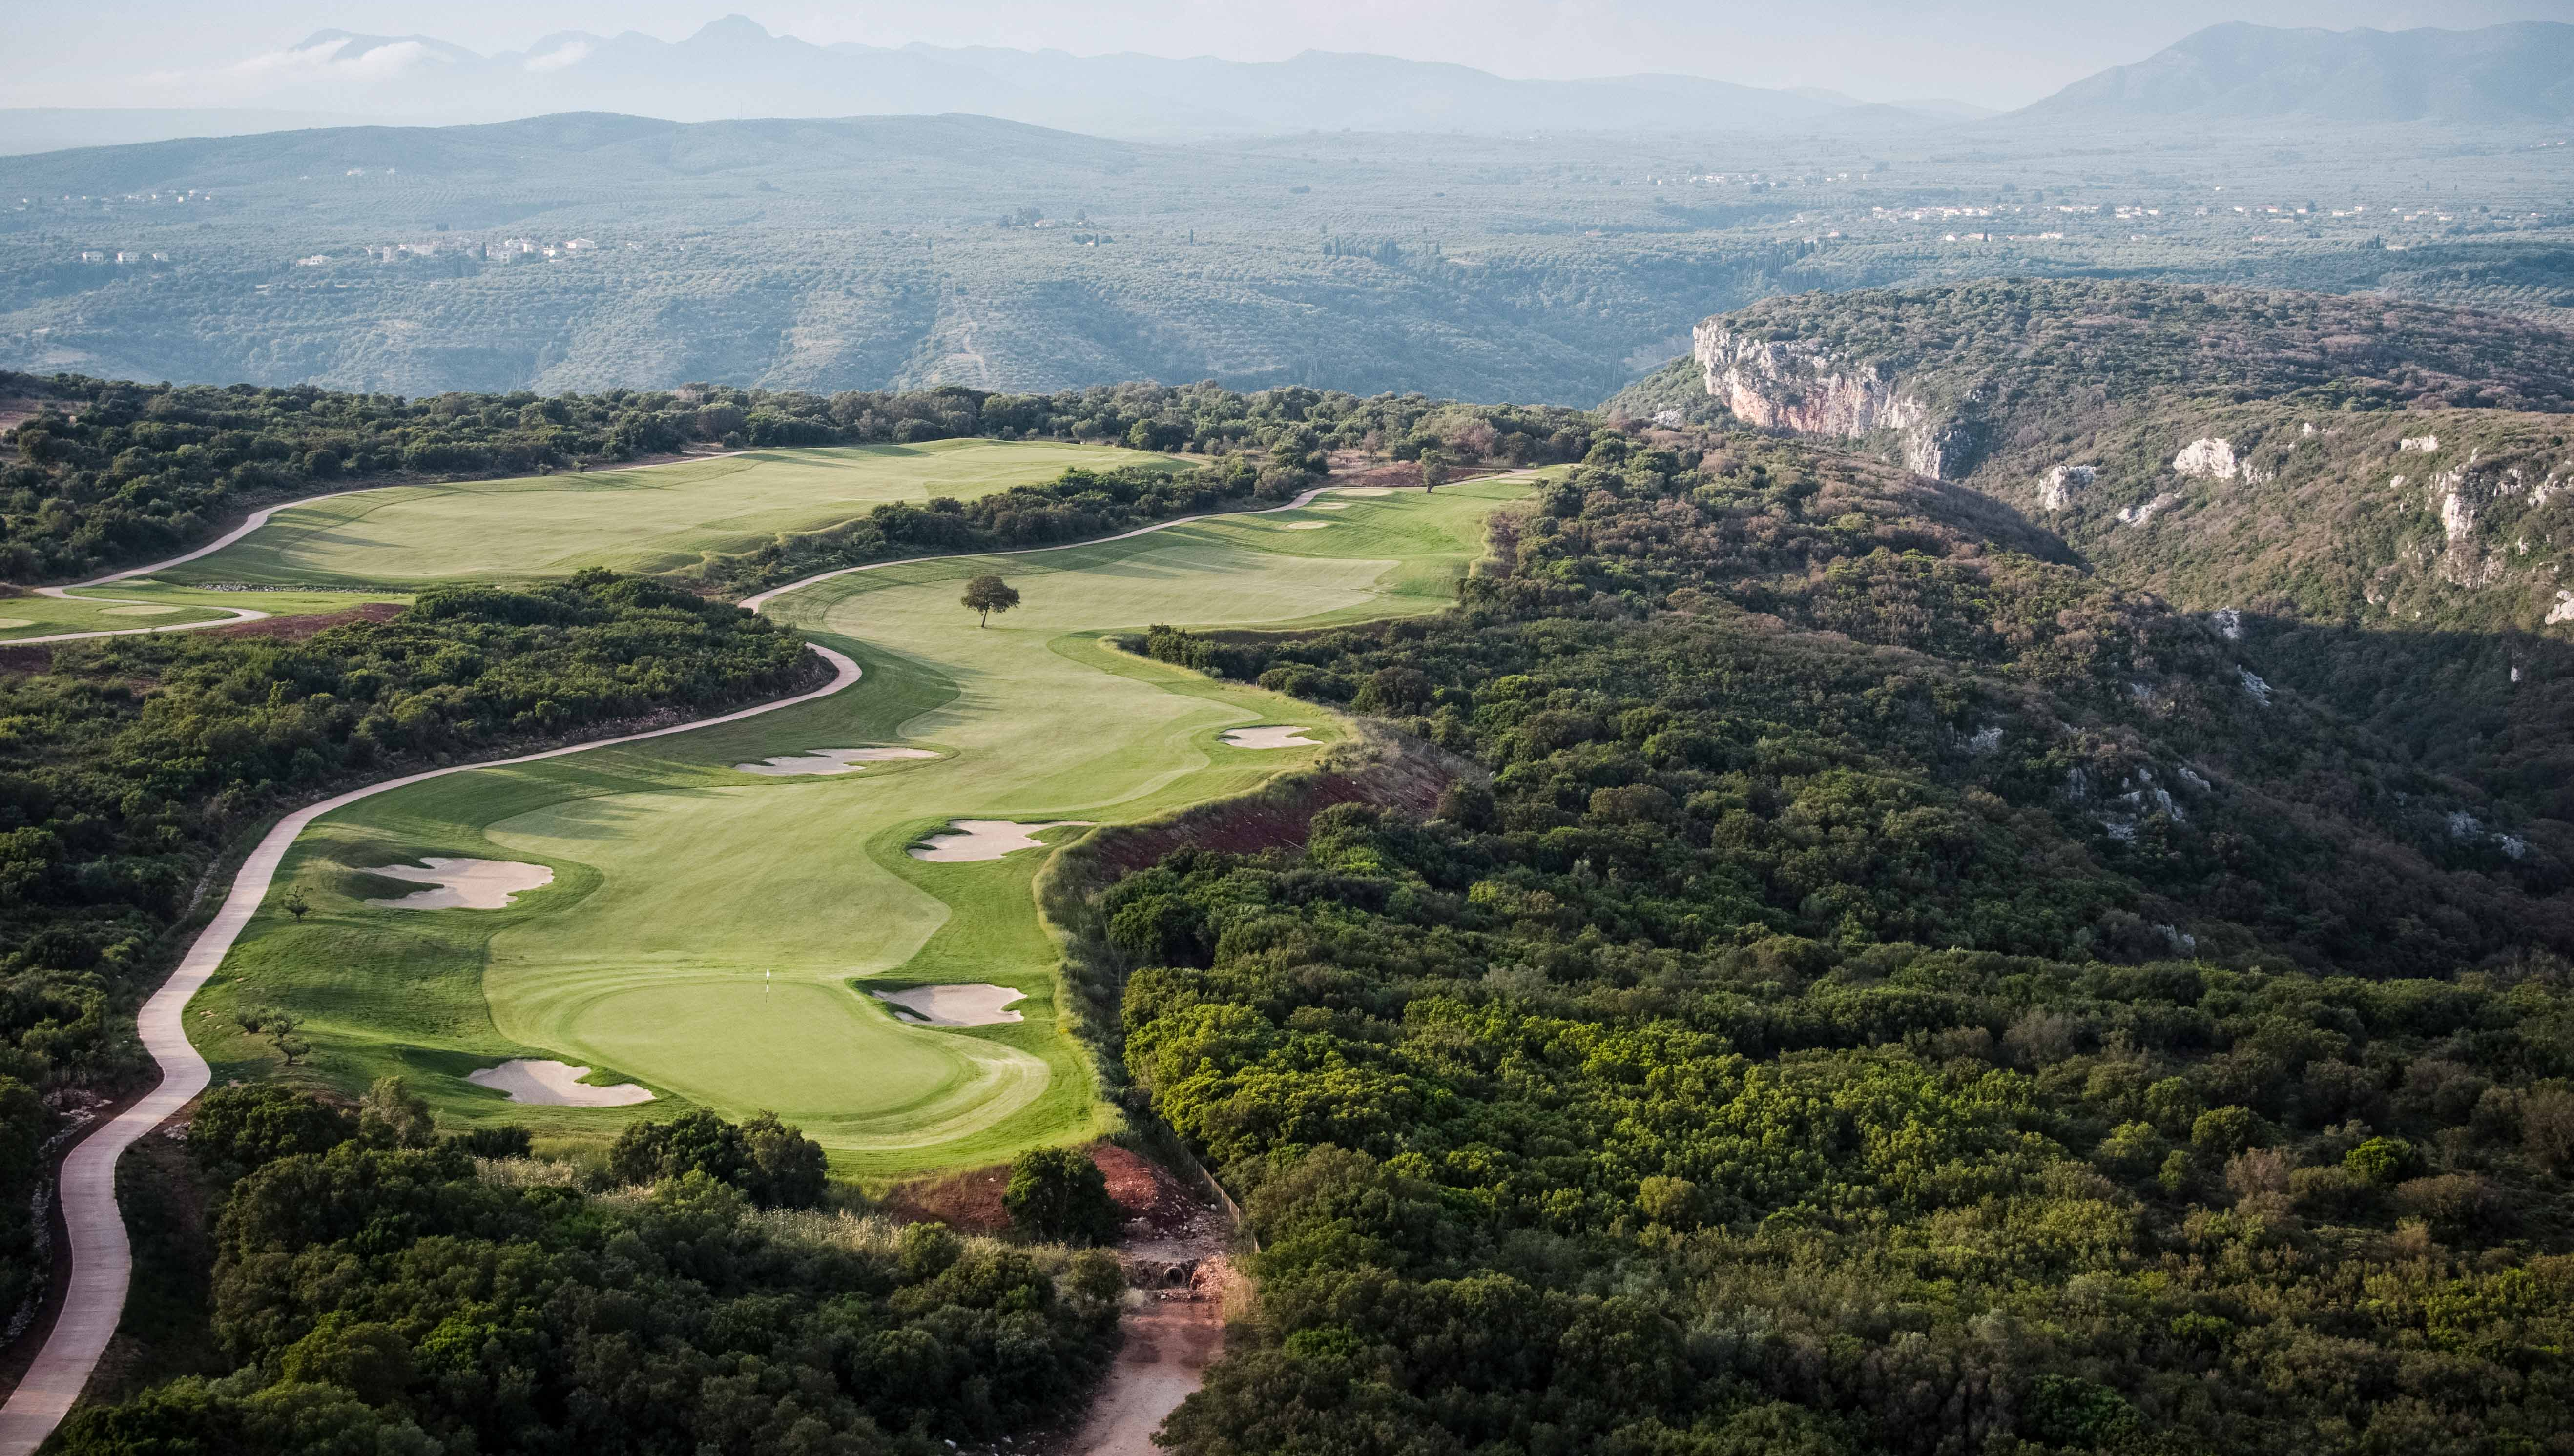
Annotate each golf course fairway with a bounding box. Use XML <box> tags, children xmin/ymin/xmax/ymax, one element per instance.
<box><xmin>157</xmin><ymin>439</ymin><xmax>1183</xmax><ymax>589</ymax></box>
<box><xmin>191</xmin><ymin>474</ymin><xmax>1530</xmax><ymax>1178</ymax></box>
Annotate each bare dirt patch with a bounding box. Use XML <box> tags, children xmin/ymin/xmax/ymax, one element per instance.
<box><xmin>735</xmin><ymin>746</ymin><xmax>939</xmax><ymax>776</ymax></box>
<box><xmin>467</xmin><ymin>1059</ymin><xmax>653</xmax><ymax>1106</ymax></box>
<box><xmin>874</xmin><ymin>983</ymin><xmax>1026</xmax><ymax>1026</ymax></box>
<box><xmin>363</xmin><ymin>858</ymin><xmax>553</xmax><ymax>910</ymax></box>
<box><xmin>217</xmin><ymin>601</ymin><xmax>405</xmax><ymax>640</ymax></box>
<box><xmin>1220</xmin><ymin>726</ymin><xmax>1318</xmax><ymax>750</ymax></box>
<box><xmin>909</xmin><ymin>819</ymin><xmax>1093</xmax><ymax>862</ymax></box>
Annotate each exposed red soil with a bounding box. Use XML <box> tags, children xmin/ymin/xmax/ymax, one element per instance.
<box><xmin>215</xmin><ymin>601</ymin><xmax>405</xmax><ymax>640</ymax></box>
<box><xmin>1085</xmin><ymin>739</ymin><xmax>1456</xmax><ymax>878</ymax></box>
<box><xmin>881</xmin><ymin>1141</ymin><xmax>1214</xmax><ymax>1238</ymax></box>
<box><xmin>1322</xmin><ymin>451</ymin><xmax>1512</xmax><ymax>491</ymax></box>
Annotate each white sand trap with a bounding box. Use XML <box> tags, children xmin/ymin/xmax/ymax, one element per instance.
<box><xmin>1310</xmin><ymin>502</ymin><xmax>1352</xmax><ymax>511</ymax></box>
<box><xmin>0</xmin><ymin>618</ymin><xmax>31</xmax><ymax>630</ymax></box>
<box><xmin>364</xmin><ymin>858</ymin><xmax>554</xmax><ymax>910</ymax></box>
<box><xmin>468</xmin><ymin>1058</ymin><xmax>654</xmax><ymax>1106</ymax></box>
<box><xmin>101</xmin><ymin>604</ymin><xmax>183</xmax><ymax>616</ymax></box>
<box><xmin>1222</xmin><ymin>726</ymin><xmax>1321</xmax><ymax>749</ymax></box>
<box><xmin>908</xmin><ymin>820</ymin><xmax>1093</xmax><ymax>862</ymax></box>
<box><xmin>1282</xmin><ymin>521</ymin><xmax>1334</xmax><ymax>530</ymax></box>
<box><xmin>1334</xmin><ymin>487</ymin><xmax>1394</xmax><ymax>496</ymax></box>
<box><xmin>875</xmin><ymin>983</ymin><xmax>1027</xmax><ymax>1026</ymax></box>
<box><xmin>735</xmin><ymin>746</ymin><xmax>940</xmax><ymax>776</ymax></box>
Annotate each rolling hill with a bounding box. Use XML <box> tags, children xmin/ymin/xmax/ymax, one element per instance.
<box><xmin>2019</xmin><ymin>21</ymin><xmax>2574</xmax><ymax>125</ymax></box>
<box><xmin>1624</xmin><ymin>278</ymin><xmax>2574</xmax><ymax>820</ymax></box>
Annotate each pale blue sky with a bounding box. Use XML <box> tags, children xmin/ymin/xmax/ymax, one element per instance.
<box><xmin>10</xmin><ymin>0</ymin><xmax>2571</xmax><ymax>109</ymax></box>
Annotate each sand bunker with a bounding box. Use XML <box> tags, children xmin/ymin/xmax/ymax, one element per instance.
<box><xmin>1222</xmin><ymin>726</ymin><xmax>1320</xmax><ymax>749</ymax></box>
<box><xmin>735</xmin><ymin>746</ymin><xmax>940</xmax><ymax>776</ymax></box>
<box><xmin>0</xmin><ymin>619</ymin><xmax>30</xmax><ymax>630</ymax></box>
<box><xmin>875</xmin><ymin>983</ymin><xmax>1027</xmax><ymax>1026</ymax></box>
<box><xmin>908</xmin><ymin>820</ymin><xmax>1093</xmax><ymax>862</ymax></box>
<box><xmin>468</xmin><ymin>1058</ymin><xmax>654</xmax><ymax>1106</ymax></box>
<box><xmin>364</xmin><ymin>858</ymin><xmax>554</xmax><ymax>910</ymax></box>
<box><xmin>1282</xmin><ymin>521</ymin><xmax>1333</xmax><ymax>530</ymax></box>
<box><xmin>1310</xmin><ymin>502</ymin><xmax>1352</xmax><ymax>511</ymax></box>
<box><xmin>101</xmin><ymin>604</ymin><xmax>184</xmax><ymax>616</ymax></box>
<box><xmin>1334</xmin><ymin>487</ymin><xmax>1394</xmax><ymax>496</ymax></box>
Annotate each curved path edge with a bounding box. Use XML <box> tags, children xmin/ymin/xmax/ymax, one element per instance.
<box><xmin>0</xmin><ymin>644</ymin><xmax>860</xmax><ymax>1453</ymax></box>
<box><xmin>0</xmin><ymin>466</ymin><xmax>1537</xmax><ymax>1449</ymax></box>
<box><xmin>10</xmin><ymin>450</ymin><xmax>748</xmax><ymax>647</ymax></box>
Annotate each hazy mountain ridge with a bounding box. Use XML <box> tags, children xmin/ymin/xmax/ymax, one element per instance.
<box><xmin>2023</xmin><ymin>20</ymin><xmax>2574</xmax><ymax>124</ymax></box>
<box><xmin>187</xmin><ymin>15</ymin><xmax>1964</xmax><ymax>139</ymax></box>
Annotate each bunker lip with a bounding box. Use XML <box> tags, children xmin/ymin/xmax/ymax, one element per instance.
<box><xmin>1281</xmin><ymin>521</ymin><xmax>1333</xmax><ymax>530</ymax></box>
<box><xmin>874</xmin><ymin>984</ymin><xmax>1027</xmax><ymax>1027</ymax></box>
<box><xmin>467</xmin><ymin>1058</ymin><xmax>654</xmax><ymax>1106</ymax></box>
<box><xmin>363</xmin><ymin>858</ymin><xmax>554</xmax><ymax>910</ymax></box>
<box><xmin>1222</xmin><ymin>726</ymin><xmax>1320</xmax><ymax>749</ymax></box>
<box><xmin>735</xmin><ymin>746</ymin><xmax>941</xmax><ymax>776</ymax></box>
<box><xmin>907</xmin><ymin>819</ymin><xmax>1094</xmax><ymax>862</ymax></box>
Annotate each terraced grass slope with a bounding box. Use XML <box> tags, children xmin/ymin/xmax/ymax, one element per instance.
<box><xmin>160</xmin><ymin>439</ymin><xmax>1180</xmax><ymax>589</ymax></box>
<box><xmin>190</xmin><ymin>479</ymin><xmax>1527</xmax><ymax>1177</ymax></box>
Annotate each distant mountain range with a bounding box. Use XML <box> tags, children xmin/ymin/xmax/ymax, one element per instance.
<box><xmin>13</xmin><ymin>15</ymin><xmax>1976</xmax><ymax>144</ymax></box>
<box><xmin>12</xmin><ymin>16</ymin><xmax>2567</xmax><ymax>160</ymax></box>
<box><xmin>2022</xmin><ymin>21</ymin><xmax>2574</xmax><ymax>125</ymax></box>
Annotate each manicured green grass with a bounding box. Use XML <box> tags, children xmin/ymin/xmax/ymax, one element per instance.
<box><xmin>190</xmin><ymin>477</ymin><xmax>1530</xmax><ymax>1177</ymax></box>
<box><xmin>161</xmin><ymin>440</ymin><xmax>1185</xmax><ymax>589</ymax></box>
<box><xmin>0</xmin><ymin>582</ymin><xmax>415</xmax><ymax>641</ymax></box>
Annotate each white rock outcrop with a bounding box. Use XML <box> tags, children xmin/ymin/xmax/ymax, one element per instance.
<box><xmin>2038</xmin><ymin>464</ymin><xmax>2096</xmax><ymax>511</ymax></box>
<box><xmin>2172</xmin><ymin>438</ymin><xmax>2240</xmax><ymax>480</ymax></box>
<box><xmin>2117</xmin><ymin>492</ymin><xmax>2182</xmax><ymax>527</ymax></box>
<box><xmin>1692</xmin><ymin>321</ymin><xmax>1986</xmax><ymax>479</ymax></box>
<box><xmin>2548</xmin><ymin>591</ymin><xmax>2574</xmax><ymax>626</ymax></box>
<box><xmin>2400</xmin><ymin>435</ymin><xmax>2441</xmax><ymax>453</ymax></box>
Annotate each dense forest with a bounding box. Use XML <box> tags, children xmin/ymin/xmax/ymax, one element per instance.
<box><xmin>53</xmin><ymin>1087</ymin><xmax>1123</xmax><ymax>1456</ymax></box>
<box><xmin>0</xmin><ymin>369</ymin><xmax>1590</xmax><ymax>582</ymax></box>
<box><xmin>0</xmin><ymin>571</ymin><xmax>808</xmax><ymax>1333</ymax></box>
<box><xmin>1107</xmin><ymin>434</ymin><xmax>2574</xmax><ymax>1455</ymax></box>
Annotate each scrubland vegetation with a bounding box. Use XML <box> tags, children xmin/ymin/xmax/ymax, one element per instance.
<box><xmin>1118</xmin><ymin>434</ymin><xmax>2574</xmax><ymax>1456</ymax></box>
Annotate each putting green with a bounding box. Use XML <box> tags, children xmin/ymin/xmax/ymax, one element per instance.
<box><xmin>160</xmin><ymin>439</ymin><xmax>1185</xmax><ymax>589</ymax></box>
<box><xmin>189</xmin><ymin>477</ymin><xmax>1533</xmax><ymax>1177</ymax></box>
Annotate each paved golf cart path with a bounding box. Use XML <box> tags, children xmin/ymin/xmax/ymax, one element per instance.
<box><xmin>0</xmin><ymin>471</ymin><xmax>1527</xmax><ymax>1451</ymax></box>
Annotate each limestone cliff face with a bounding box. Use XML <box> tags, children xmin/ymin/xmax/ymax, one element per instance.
<box><xmin>1693</xmin><ymin>320</ymin><xmax>1986</xmax><ymax>479</ymax></box>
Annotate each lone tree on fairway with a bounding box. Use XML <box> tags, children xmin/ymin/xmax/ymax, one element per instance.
<box><xmin>1003</xmin><ymin>1145</ymin><xmax>1120</xmax><ymax>1244</ymax></box>
<box><xmin>961</xmin><ymin>574</ymin><xmax>1021</xmax><ymax>627</ymax></box>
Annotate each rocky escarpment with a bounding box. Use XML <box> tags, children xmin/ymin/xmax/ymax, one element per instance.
<box><xmin>1692</xmin><ymin>319</ymin><xmax>1987</xmax><ymax>479</ymax></box>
